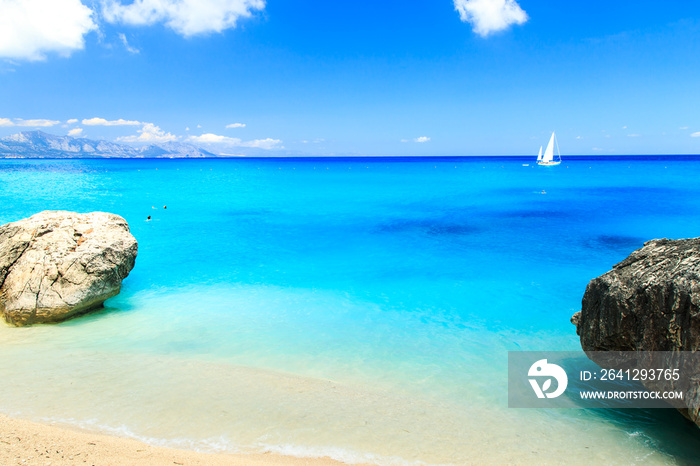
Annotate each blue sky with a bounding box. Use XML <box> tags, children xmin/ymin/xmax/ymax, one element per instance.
<box><xmin>1</xmin><ymin>0</ymin><xmax>699</xmax><ymax>156</ymax></box>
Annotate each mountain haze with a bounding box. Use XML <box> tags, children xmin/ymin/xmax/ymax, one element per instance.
<box><xmin>0</xmin><ymin>131</ymin><xmax>218</xmax><ymax>158</ymax></box>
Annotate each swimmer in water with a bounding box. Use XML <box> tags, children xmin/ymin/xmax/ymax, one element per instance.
<box><xmin>147</xmin><ymin>215</ymin><xmax>151</xmax><ymax>221</ymax></box>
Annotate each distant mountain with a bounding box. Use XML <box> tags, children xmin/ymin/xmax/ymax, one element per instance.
<box><xmin>0</xmin><ymin>131</ymin><xmax>218</xmax><ymax>158</ymax></box>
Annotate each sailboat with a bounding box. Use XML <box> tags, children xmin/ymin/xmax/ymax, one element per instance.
<box><xmin>537</xmin><ymin>132</ymin><xmax>561</xmax><ymax>166</ymax></box>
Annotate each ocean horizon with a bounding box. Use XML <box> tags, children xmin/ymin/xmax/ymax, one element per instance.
<box><xmin>2</xmin><ymin>156</ymin><xmax>700</xmax><ymax>464</ymax></box>
<box><xmin>5</xmin><ymin>154</ymin><xmax>700</xmax><ymax>160</ymax></box>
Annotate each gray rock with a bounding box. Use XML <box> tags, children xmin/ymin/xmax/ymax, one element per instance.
<box><xmin>573</xmin><ymin>237</ymin><xmax>700</xmax><ymax>424</ymax></box>
<box><xmin>0</xmin><ymin>211</ymin><xmax>137</xmax><ymax>326</ymax></box>
<box><xmin>574</xmin><ymin>238</ymin><xmax>700</xmax><ymax>352</ymax></box>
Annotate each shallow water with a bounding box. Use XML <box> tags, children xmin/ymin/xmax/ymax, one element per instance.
<box><xmin>1</xmin><ymin>157</ymin><xmax>700</xmax><ymax>464</ymax></box>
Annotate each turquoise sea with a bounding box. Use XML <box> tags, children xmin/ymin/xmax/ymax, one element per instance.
<box><xmin>2</xmin><ymin>156</ymin><xmax>700</xmax><ymax>464</ymax></box>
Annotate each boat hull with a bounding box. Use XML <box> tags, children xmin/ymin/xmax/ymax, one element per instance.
<box><xmin>537</xmin><ymin>161</ymin><xmax>561</xmax><ymax>166</ymax></box>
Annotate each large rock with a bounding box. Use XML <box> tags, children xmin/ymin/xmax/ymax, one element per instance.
<box><xmin>0</xmin><ymin>211</ymin><xmax>137</xmax><ymax>326</ymax></box>
<box><xmin>572</xmin><ymin>238</ymin><xmax>700</xmax><ymax>424</ymax></box>
<box><xmin>572</xmin><ymin>238</ymin><xmax>700</xmax><ymax>352</ymax></box>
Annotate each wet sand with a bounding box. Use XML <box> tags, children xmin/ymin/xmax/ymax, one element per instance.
<box><xmin>0</xmin><ymin>414</ymin><xmax>350</xmax><ymax>466</ymax></box>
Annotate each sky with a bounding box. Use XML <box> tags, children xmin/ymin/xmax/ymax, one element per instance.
<box><xmin>1</xmin><ymin>0</ymin><xmax>699</xmax><ymax>156</ymax></box>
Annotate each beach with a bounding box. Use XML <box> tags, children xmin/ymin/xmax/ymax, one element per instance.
<box><xmin>3</xmin><ymin>157</ymin><xmax>700</xmax><ymax>464</ymax></box>
<box><xmin>0</xmin><ymin>414</ymin><xmax>346</xmax><ymax>466</ymax></box>
<box><xmin>2</xmin><ymin>0</ymin><xmax>699</xmax><ymax>461</ymax></box>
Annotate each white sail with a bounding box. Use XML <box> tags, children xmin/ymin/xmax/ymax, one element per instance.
<box><xmin>542</xmin><ymin>132</ymin><xmax>555</xmax><ymax>163</ymax></box>
<box><xmin>537</xmin><ymin>146</ymin><xmax>543</xmax><ymax>161</ymax></box>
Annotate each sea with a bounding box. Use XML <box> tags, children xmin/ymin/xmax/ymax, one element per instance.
<box><xmin>1</xmin><ymin>156</ymin><xmax>700</xmax><ymax>464</ymax></box>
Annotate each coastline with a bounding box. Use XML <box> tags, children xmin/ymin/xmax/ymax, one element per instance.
<box><xmin>4</xmin><ymin>158</ymin><xmax>700</xmax><ymax>464</ymax></box>
<box><xmin>0</xmin><ymin>414</ymin><xmax>351</xmax><ymax>466</ymax></box>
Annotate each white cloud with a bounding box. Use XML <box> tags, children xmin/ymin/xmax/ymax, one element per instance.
<box><xmin>20</xmin><ymin>119</ymin><xmax>60</xmax><ymax>127</ymax></box>
<box><xmin>102</xmin><ymin>0</ymin><xmax>265</xmax><ymax>37</ymax></box>
<box><xmin>82</xmin><ymin>117</ymin><xmax>141</xmax><ymax>126</ymax></box>
<box><xmin>187</xmin><ymin>133</ymin><xmax>282</xmax><ymax>149</ymax></box>
<box><xmin>691</xmin><ymin>132</ymin><xmax>700</xmax><ymax>138</ymax></box>
<box><xmin>188</xmin><ymin>133</ymin><xmax>240</xmax><ymax>144</ymax></box>
<box><xmin>622</xmin><ymin>125</ymin><xmax>627</xmax><ymax>129</ymax></box>
<box><xmin>67</xmin><ymin>118</ymin><xmax>79</xmax><ymax>124</ymax></box>
<box><xmin>68</xmin><ymin>128</ymin><xmax>83</xmax><ymax>136</ymax></box>
<box><xmin>627</xmin><ymin>134</ymin><xmax>641</xmax><ymax>137</ymax></box>
<box><xmin>0</xmin><ymin>0</ymin><xmax>96</xmax><ymax>61</ymax></box>
<box><xmin>0</xmin><ymin>117</ymin><xmax>60</xmax><ymax>127</ymax></box>
<box><xmin>576</xmin><ymin>136</ymin><xmax>582</xmax><ymax>140</ymax></box>
<box><xmin>680</xmin><ymin>126</ymin><xmax>689</xmax><ymax>130</ymax></box>
<box><xmin>454</xmin><ymin>0</ymin><xmax>527</xmax><ymax>37</ymax></box>
<box><xmin>118</xmin><ymin>33</ymin><xmax>140</xmax><ymax>54</ymax></box>
<box><xmin>592</xmin><ymin>147</ymin><xmax>603</xmax><ymax>151</ymax></box>
<box><xmin>226</xmin><ymin>122</ymin><xmax>246</xmax><ymax>128</ymax></box>
<box><xmin>118</xmin><ymin>123</ymin><xmax>178</xmax><ymax>143</ymax></box>
<box><xmin>401</xmin><ymin>136</ymin><xmax>431</xmax><ymax>143</ymax></box>
<box><xmin>1</xmin><ymin>0</ymin><xmax>265</xmax><ymax>61</ymax></box>
<box><xmin>243</xmin><ymin>138</ymin><xmax>282</xmax><ymax>149</ymax></box>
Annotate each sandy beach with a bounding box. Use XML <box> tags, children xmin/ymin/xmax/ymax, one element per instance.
<box><xmin>0</xmin><ymin>414</ymin><xmax>349</xmax><ymax>466</ymax></box>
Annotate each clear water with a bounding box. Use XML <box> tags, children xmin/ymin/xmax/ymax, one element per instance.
<box><xmin>1</xmin><ymin>157</ymin><xmax>700</xmax><ymax>464</ymax></box>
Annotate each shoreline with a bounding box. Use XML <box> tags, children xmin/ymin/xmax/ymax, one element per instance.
<box><xmin>0</xmin><ymin>414</ymin><xmax>353</xmax><ymax>466</ymax></box>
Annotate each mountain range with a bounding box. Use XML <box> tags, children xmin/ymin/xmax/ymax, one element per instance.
<box><xmin>0</xmin><ymin>131</ymin><xmax>219</xmax><ymax>158</ymax></box>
